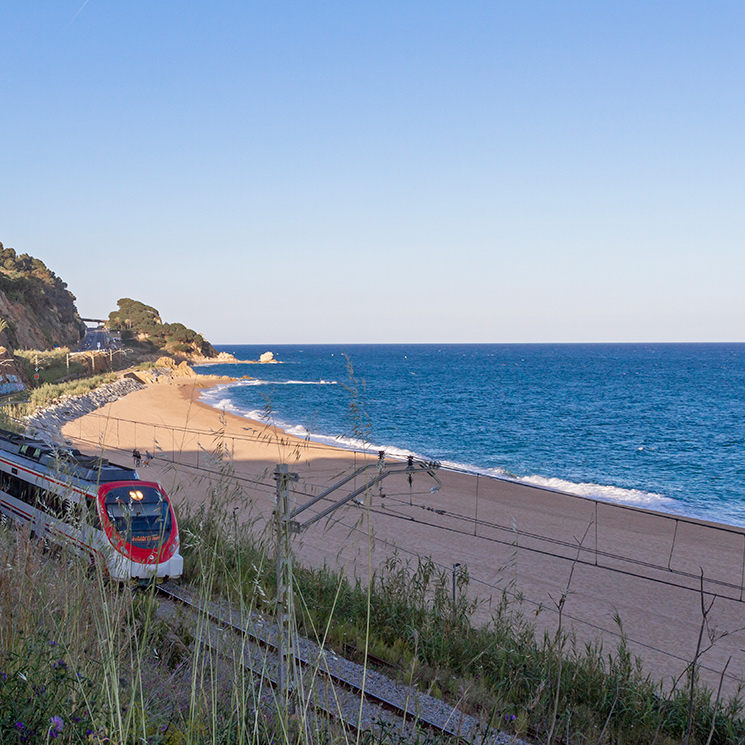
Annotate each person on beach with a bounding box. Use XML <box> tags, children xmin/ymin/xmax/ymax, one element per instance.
<box><xmin>132</xmin><ymin>448</ymin><xmax>141</xmax><ymax>467</ymax></box>
<box><xmin>144</xmin><ymin>450</ymin><xmax>153</xmax><ymax>467</ymax></box>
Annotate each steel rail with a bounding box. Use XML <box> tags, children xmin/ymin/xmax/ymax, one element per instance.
<box><xmin>156</xmin><ymin>582</ymin><xmax>512</xmax><ymax>744</ymax></box>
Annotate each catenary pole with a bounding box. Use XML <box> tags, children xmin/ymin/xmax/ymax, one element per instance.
<box><xmin>274</xmin><ymin>464</ymin><xmax>298</xmax><ymax>709</ymax></box>
<box><xmin>272</xmin><ymin>453</ymin><xmax>441</xmax><ymax>712</ymax></box>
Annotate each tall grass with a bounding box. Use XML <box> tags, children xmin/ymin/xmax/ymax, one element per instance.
<box><xmin>1</xmin><ymin>430</ymin><xmax>745</xmax><ymax>744</ymax></box>
<box><xmin>176</xmin><ymin>501</ymin><xmax>745</xmax><ymax>745</ymax></box>
<box><xmin>26</xmin><ymin>373</ymin><xmax>118</xmax><ymax>409</ymax></box>
<box><xmin>14</xmin><ymin>349</ymin><xmax>87</xmax><ymax>386</ymax></box>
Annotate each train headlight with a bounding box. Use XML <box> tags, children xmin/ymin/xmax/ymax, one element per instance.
<box><xmin>129</xmin><ymin>490</ymin><xmax>144</xmax><ymax>501</ymax></box>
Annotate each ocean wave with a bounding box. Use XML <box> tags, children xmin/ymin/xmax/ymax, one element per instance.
<box><xmin>516</xmin><ymin>474</ymin><xmax>676</xmax><ymax>511</ymax></box>
<box><xmin>199</xmin><ymin>385</ymin><xmax>420</xmax><ymax>457</ymax></box>
<box><xmin>199</xmin><ymin>379</ymin><xmax>336</xmax><ymax>406</ymax></box>
<box><xmin>200</xmin><ymin>395</ymin><xmax>266</xmax><ymax>421</ymax></box>
<box><xmin>198</xmin><ymin>385</ymin><xmax>683</xmax><ymax>518</ymax></box>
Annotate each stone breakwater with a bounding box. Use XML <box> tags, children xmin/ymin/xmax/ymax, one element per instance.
<box><xmin>25</xmin><ymin>377</ymin><xmax>145</xmax><ymax>444</ymax></box>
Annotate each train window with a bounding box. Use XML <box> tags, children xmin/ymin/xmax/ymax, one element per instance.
<box><xmin>36</xmin><ymin>488</ymin><xmax>58</xmax><ymax>517</ymax></box>
<box><xmin>0</xmin><ymin>469</ymin><xmax>80</xmax><ymax>521</ymax></box>
<box><xmin>0</xmin><ymin>469</ymin><xmax>12</xmax><ymax>496</ymax></box>
<box><xmin>103</xmin><ymin>486</ymin><xmax>172</xmax><ymax>550</ymax></box>
<box><xmin>40</xmin><ymin>490</ymin><xmax>79</xmax><ymax>522</ymax></box>
<box><xmin>0</xmin><ymin>468</ymin><xmax>34</xmax><ymax>504</ymax></box>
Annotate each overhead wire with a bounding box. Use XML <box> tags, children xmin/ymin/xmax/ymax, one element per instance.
<box><xmin>68</xmin><ymin>428</ymin><xmax>745</xmax><ymax>602</ymax></box>
<box><xmin>63</xmin><ymin>420</ymin><xmax>745</xmax><ymax>683</ymax></box>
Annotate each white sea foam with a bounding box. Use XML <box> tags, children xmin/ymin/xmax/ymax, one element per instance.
<box><xmin>200</xmin><ymin>384</ymin><xmax>419</xmax><ymax>457</ymax></box>
<box><xmin>516</xmin><ymin>474</ymin><xmax>676</xmax><ymax>512</ymax></box>
<box><xmin>198</xmin><ymin>383</ymin><xmax>681</xmax><ymax>517</ymax></box>
<box><xmin>203</xmin><ymin>395</ymin><xmax>266</xmax><ymax>421</ymax></box>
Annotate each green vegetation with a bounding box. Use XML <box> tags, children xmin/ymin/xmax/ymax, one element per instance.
<box><xmin>0</xmin><ymin>374</ymin><xmax>118</xmax><ymax>432</ymax></box>
<box><xmin>14</xmin><ymin>348</ymin><xmax>86</xmax><ymax>386</ymax></box>
<box><xmin>26</xmin><ymin>373</ymin><xmax>117</xmax><ymax>408</ymax></box>
<box><xmin>2</xmin><ymin>447</ymin><xmax>744</xmax><ymax>744</ymax></box>
<box><xmin>180</xmin><ymin>494</ymin><xmax>745</xmax><ymax>745</ymax></box>
<box><xmin>0</xmin><ymin>487</ymin><xmax>451</xmax><ymax>744</ymax></box>
<box><xmin>108</xmin><ymin>298</ymin><xmax>216</xmax><ymax>358</ymax></box>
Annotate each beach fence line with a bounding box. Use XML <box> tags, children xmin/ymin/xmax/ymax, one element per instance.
<box><xmin>73</xmin><ymin>412</ymin><xmax>745</xmax><ymax>608</ymax></box>
<box><xmin>67</xmin><ymin>411</ymin><xmax>745</xmax><ymax>686</ymax></box>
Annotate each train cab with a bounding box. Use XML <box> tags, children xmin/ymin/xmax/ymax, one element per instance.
<box><xmin>98</xmin><ymin>480</ymin><xmax>182</xmax><ymax>582</ymax></box>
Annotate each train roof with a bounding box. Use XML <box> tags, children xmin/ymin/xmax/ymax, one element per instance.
<box><xmin>0</xmin><ymin>428</ymin><xmax>138</xmax><ymax>483</ymax></box>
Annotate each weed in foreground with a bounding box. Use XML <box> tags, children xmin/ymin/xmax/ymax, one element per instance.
<box><xmin>2</xmin><ymin>429</ymin><xmax>745</xmax><ymax>744</ymax></box>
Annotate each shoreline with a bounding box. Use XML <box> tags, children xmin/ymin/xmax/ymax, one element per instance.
<box><xmin>197</xmin><ymin>377</ymin><xmax>731</xmax><ymax>530</ymax></box>
<box><xmin>196</xmin><ymin>343</ymin><xmax>745</xmax><ymax>529</ymax></box>
<box><xmin>199</xmin><ymin>378</ymin><xmax>744</xmax><ymax>535</ymax></box>
<box><xmin>61</xmin><ymin>375</ymin><xmax>745</xmax><ymax>696</ymax></box>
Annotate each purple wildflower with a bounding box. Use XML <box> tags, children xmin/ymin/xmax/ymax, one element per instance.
<box><xmin>49</xmin><ymin>716</ymin><xmax>64</xmax><ymax>738</ymax></box>
<box><xmin>14</xmin><ymin>721</ymin><xmax>25</xmax><ymax>730</ymax></box>
<box><xmin>53</xmin><ymin>659</ymin><xmax>67</xmax><ymax>670</ymax></box>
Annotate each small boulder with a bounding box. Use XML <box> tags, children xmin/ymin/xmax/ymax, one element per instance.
<box><xmin>175</xmin><ymin>361</ymin><xmax>196</xmax><ymax>377</ymax></box>
<box><xmin>156</xmin><ymin>356</ymin><xmax>177</xmax><ymax>369</ymax></box>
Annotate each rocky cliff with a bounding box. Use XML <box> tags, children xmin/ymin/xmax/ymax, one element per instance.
<box><xmin>0</xmin><ymin>244</ymin><xmax>85</xmax><ymax>350</ymax></box>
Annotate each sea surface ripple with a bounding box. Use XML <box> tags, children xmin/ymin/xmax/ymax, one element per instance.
<box><xmin>196</xmin><ymin>344</ymin><xmax>745</xmax><ymax>527</ymax></box>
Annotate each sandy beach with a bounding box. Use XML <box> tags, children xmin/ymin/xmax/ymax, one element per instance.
<box><xmin>61</xmin><ymin>375</ymin><xmax>745</xmax><ymax>697</ymax></box>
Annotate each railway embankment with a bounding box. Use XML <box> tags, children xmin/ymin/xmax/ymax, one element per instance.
<box><xmin>22</xmin><ymin>363</ymin><xmax>229</xmax><ymax>443</ymax></box>
<box><xmin>24</xmin><ymin>376</ymin><xmax>146</xmax><ymax>443</ymax></box>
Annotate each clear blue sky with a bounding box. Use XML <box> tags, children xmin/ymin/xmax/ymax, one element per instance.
<box><xmin>1</xmin><ymin>2</ymin><xmax>743</xmax><ymax>343</ymax></box>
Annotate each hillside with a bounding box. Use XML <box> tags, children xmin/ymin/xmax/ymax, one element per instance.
<box><xmin>107</xmin><ymin>297</ymin><xmax>218</xmax><ymax>359</ymax></box>
<box><xmin>0</xmin><ymin>243</ymin><xmax>85</xmax><ymax>350</ymax></box>
<box><xmin>0</xmin><ymin>243</ymin><xmax>222</xmax><ymax>393</ymax></box>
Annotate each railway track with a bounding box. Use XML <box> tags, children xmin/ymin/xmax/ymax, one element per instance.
<box><xmin>156</xmin><ymin>582</ymin><xmax>524</xmax><ymax>744</ymax></box>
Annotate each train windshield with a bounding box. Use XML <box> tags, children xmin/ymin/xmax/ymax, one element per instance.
<box><xmin>104</xmin><ymin>485</ymin><xmax>172</xmax><ymax>550</ymax></box>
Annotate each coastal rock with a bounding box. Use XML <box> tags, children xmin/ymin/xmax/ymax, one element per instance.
<box><xmin>176</xmin><ymin>361</ymin><xmax>196</xmax><ymax>376</ymax></box>
<box><xmin>187</xmin><ymin>351</ymin><xmax>240</xmax><ymax>364</ymax></box>
<box><xmin>259</xmin><ymin>351</ymin><xmax>275</xmax><ymax>363</ymax></box>
<box><xmin>154</xmin><ymin>357</ymin><xmax>195</xmax><ymax>376</ymax></box>
<box><xmin>155</xmin><ymin>356</ymin><xmax>178</xmax><ymax>369</ymax></box>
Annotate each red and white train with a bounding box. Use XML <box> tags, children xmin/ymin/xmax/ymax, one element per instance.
<box><xmin>0</xmin><ymin>428</ymin><xmax>183</xmax><ymax>582</ymax></box>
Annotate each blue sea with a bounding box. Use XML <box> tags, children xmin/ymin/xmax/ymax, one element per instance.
<box><xmin>195</xmin><ymin>344</ymin><xmax>745</xmax><ymax>528</ymax></box>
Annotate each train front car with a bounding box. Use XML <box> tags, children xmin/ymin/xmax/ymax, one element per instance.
<box><xmin>98</xmin><ymin>480</ymin><xmax>183</xmax><ymax>582</ymax></box>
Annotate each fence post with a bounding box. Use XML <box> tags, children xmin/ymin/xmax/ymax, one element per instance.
<box><xmin>594</xmin><ymin>501</ymin><xmax>598</xmax><ymax>566</ymax></box>
<box><xmin>474</xmin><ymin>474</ymin><xmax>479</xmax><ymax>537</ymax></box>
<box><xmin>667</xmin><ymin>519</ymin><xmax>679</xmax><ymax>571</ymax></box>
